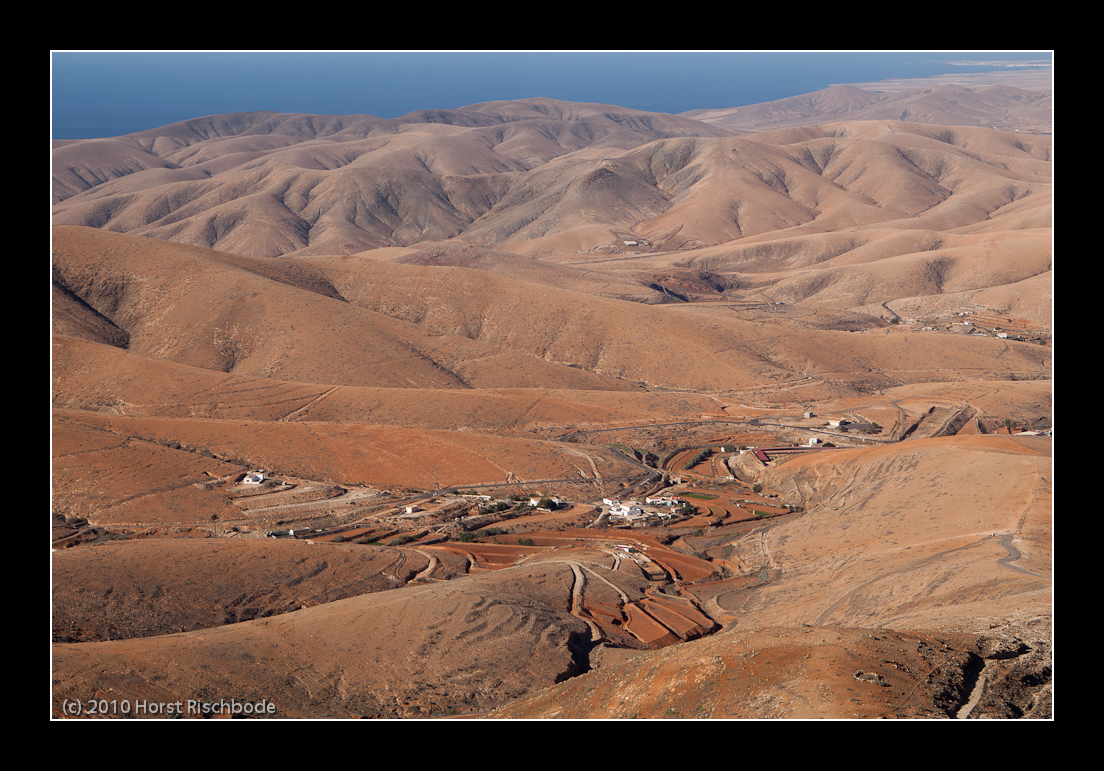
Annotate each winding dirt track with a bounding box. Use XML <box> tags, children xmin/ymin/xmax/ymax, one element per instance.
<box><xmin>996</xmin><ymin>534</ymin><xmax>1041</xmax><ymax>578</ymax></box>
<box><xmin>280</xmin><ymin>387</ymin><xmax>340</xmax><ymax>421</ymax></box>
<box><xmin>413</xmin><ymin>550</ymin><xmax>439</xmax><ymax>581</ymax></box>
<box><xmin>565</xmin><ymin>561</ymin><xmax>604</xmax><ymax>642</ymax></box>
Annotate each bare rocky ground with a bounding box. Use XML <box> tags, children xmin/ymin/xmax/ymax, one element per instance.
<box><xmin>52</xmin><ymin>82</ymin><xmax>1052</xmax><ymax>719</ymax></box>
<box><xmin>489</xmin><ymin>623</ymin><xmax>1051</xmax><ymax>719</ymax></box>
<box><xmin>51</xmin><ymin>539</ymin><xmax>431</xmax><ymax>643</ymax></box>
<box><xmin>51</xmin><ymin>430</ymin><xmax>1051</xmax><ymax>719</ymax></box>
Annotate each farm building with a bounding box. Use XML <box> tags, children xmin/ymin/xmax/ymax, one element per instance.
<box><xmin>530</xmin><ymin>497</ymin><xmax>560</xmax><ymax>509</ymax></box>
<box><xmin>646</xmin><ymin>496</ymin><xmax>682</xmax><ymax>506</ymax></box>
<box><xmin>609</xmin><ymin>505</ymin><xmax>644</xmax><ymax>519</ymax></box>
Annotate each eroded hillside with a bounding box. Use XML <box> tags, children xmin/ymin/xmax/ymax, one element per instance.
<box><xmin>52</xmin><ymin>88</ymin><xmax>1052</xmax><ymax>719</ymax></box>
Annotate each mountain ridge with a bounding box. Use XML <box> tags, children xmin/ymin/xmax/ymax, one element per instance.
<box><xmin>682</xmin><ymin>83</ymin><xmax>1052</xmax><ymax>133</ymax></box>
<box><xmin>53</xmin><ymin>102</ymin><xmax>1050</xmax><ymax>259</ymax></box>
<box><xmin>51</xmin><ymin>87</ymin><xmax>1052</xmax><ymax>720</ymax></box>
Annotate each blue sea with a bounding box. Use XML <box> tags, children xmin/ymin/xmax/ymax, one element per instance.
<box><xmin>51</xmin><ymin>51</ymin><xmax>1052</xmax><ymax>140</ymax></box>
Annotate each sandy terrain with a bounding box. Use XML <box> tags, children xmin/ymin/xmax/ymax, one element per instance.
<box><xmin>52</xmin><ymin>539</ymin><xmax>431</xmax><ymax>642</ymax></box>
<box><xmin>488</xmin><ymin>624</ymin><xmax>1049</xmax><ymax>719</ymax></box>
<box><xmin>684</xmin><ymin>76</ymin><xmax>1051</xmax><ymax>134</ymax></box>
<box><xmin>52</xmin><ymin>86</ymin><xmax>1052</xmax><ymax>719</ymax></box>
<box><xmin>489</xmin><ymin>431</ymin><xmax>1052</xmax><ymax>719</ymax></box>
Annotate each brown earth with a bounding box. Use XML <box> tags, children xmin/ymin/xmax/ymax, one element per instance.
<box><xmin>487</xmin><ymin>434</ymin><xmax>1052</xmax><ymax>719</ymax></box>
<box><xmin>683</xmin><ymin>79</ymin><xmax>1051</xmax><ymax>134</ymax></box>
<box><xmin>53</xmin><ymin>225</ymin><xmax>1050</xmax><ymax>403</ymax></box>
<box><xmin>51</xmin><ymin>430</ymin><xmax>1052</xmax><ymax>719</ymax></box>
<box><xmin>52</xmin><ymin>538</ymin><xmax>431</xmax><ymax>643</ymax></box>
<box><xmin>488</xmin><ymin>624</ymin><xmax>1050</xmax><ymax>719</ymax></box>
<box><xmin>52</xmin><ymin>408</ymin><xmax>644</xmax><ymax>526</ymax></box>
<box><xmin>52</xmin><ymin>87</ymin><xmax>1051</xmax><ymax>719</ymax></box>
<box><xmin>51</xmin><ymin>549</ymin><xmax>668</xmax><ymax>718</ymax></box>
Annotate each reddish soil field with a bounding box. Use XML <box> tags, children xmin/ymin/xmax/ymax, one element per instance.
<box><xmin>425</xmin><ymin>542</ymin><xmax>541</xmax><ymax>570</ymax></box>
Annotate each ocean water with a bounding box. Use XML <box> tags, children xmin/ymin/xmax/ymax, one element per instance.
<box><xmin>51</xmin><ymin>51</ymin><xmax>1051</xmax><ymax>140</ymax></box>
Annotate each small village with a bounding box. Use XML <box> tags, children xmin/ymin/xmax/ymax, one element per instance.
<box><xmin>197</xmin><ymin>427</ymin><xmax>805</xmax><ymax>557</ymax></box>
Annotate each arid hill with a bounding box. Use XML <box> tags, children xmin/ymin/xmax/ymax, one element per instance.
<box><xmin>51</xmin><ymin>226</ymin><xmax>645</xmax><ymax>391</ymax></box>
<box><xmin>51</xmin><ymin>433</ymin><xmax>1051</xmax><ymax>719</ymax></box>
<box><xmin>53</xmin><ymin>95</ymin><xmax>1049</xmax><ymax>260</ymax></box>
<box><xmin>683</xmin><ymin>83</ymin><xmax>1052</xmax><ymax>134</ymax></box>
<box><xmin>53</xmin><ymin>225</ymin><xmax>1049</xmax><ymax>401</ymax></box>
<box><xmin>52</xmin><ymin>407</ymin><xmax>645</xmax><ymax>522</ymax></box>
<box><xmin>52</xmin><ymin>90</ymin><xmax>1051</xmax><ymax>719</ymax></box>
<box><xmin>491</xmin><ymin>434</ymin><xmax>1051</xmax><ymax>719</ymax></box>
<box><xmin>489</xmin><ymin>624</ymin><xmax>1050</xmax><ymax>719</ymax></box>
<box><xmin>52</xmin><ymin>100</ymin><xmax>731</xmax><ymax>256</ymax></box>
<box><xmin>53</xmin><ymin>552</ymin><xmax>608</xmax><ymax>718</ymax></box>
<box><xmin>52</xmin><ymin>538</ymin><xmax>435</xmax><ymax>642</ymax></box>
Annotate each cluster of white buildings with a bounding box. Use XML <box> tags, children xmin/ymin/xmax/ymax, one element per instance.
<box><xmin>646</xmin><ymin>496</ymin><xmax>683</xmax><ymax>506</ymax></box>
<box><xmin>602</xmin><ymin>496</ymin><xmax>683</xmax><ymax>523</ymax></box>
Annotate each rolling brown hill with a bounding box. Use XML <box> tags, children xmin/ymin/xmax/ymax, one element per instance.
<box><xmin>51</xmin><ymin>225</ymin><xmax>642</xmax><ymax>391</ymax></box>
<box><xmin>51</xmin><ymin>433</ymin><xmax>1051</xmax><ymax>719</ymax></box>
<box><xmin>52</xmin><ymin>553</ymin><xmax>607</xmax><ymax>718</ymax></box>
<box><xmin>489</xmin><ymin>624</ymin><xmax>1050</xmax><ymax>719</ymax></box>
<box><xmin>52</xmin><ymin>100</ymin><xmax>733</xmax><ymax>257</ymax></box>
<box><xmin>52</xmin><ymin>407</ymin><xmax>644</xmax><ymax>522</ymax></box>
<box><xmin>491</xmin><ymin>434</ymin><xmax>1051</xmax><ymax>719</ymax></box>
<box><xmin>52</xmin><ymin>538</ymin><xmax>435</xmax><ymax>643</ymax></box>
<box><xmin>51</xmin><ymin>334</ymin><xmax>723</xmax><ymax>431</ymax></box>
<box><xmin>683</xmin><ymin>83</ymin><xmax>1052</xmax><ymax>134</ymax></box>
<box><xmin>52</xmin><ymin>90</ymin><xmax>1051</xmax><ymax>719</ymax></box>
<box><xmin>53</xmin><ymin>224</ymin><xmax>1050</xmax><ymax>401</ymax></box>
<box><xmin>53</xmin><ymin>98</ymin><xmax>1049</xmax><ymax>261</ymax></box>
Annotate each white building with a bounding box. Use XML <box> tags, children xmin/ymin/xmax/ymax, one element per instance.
<box><xmin>609</xmin><ymin>505</ymin><xmax>644</xmax><ymax>519</ymax></box>
<box><xmin>646</xmin><ymin>496</ymin><xmax>683</xmax><ymax>506</ymax></box>
<box><xmin>243</xmin><ymin>471</ymin><xmax>265</xmax><ymax>484</ymax></box>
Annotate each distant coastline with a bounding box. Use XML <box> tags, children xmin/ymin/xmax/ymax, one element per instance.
<box><xmin>51</xmin><ymin>51</ymin><xmax>1052</xmax><ymax>140</ymax></box>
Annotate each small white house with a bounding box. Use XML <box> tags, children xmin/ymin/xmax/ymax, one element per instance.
<box><xmin>646</xmin><ymin>496</ymin><xmax>683</xmax><ymax>506</ymax></box>
<box><xmin>530</xmin><ymin>497</ymin><xmax>560</xmax><ymax>509</ymax></box>
<box><xmin>609</xmin><ymin>505</ymin><xmax>644</xmax><ymax>519</ymax></box>
<box><xmin>243</xmin><ymin>471</ymin><xmax>265</xmax><ymax>485</ymax></box>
